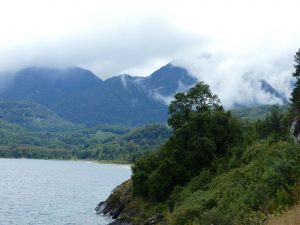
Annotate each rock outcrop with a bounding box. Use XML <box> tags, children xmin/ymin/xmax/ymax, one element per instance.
<box><xmin>96</xmin><ymin>180</ymin><xmax>134</xmax><ymax>225</ymax></box>
<box><xmin>96</xmin><ymin>180</ymin><xmax>167</xmax><ymax>225</ymax></box>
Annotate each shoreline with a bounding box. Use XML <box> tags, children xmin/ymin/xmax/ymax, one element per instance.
<box><xmin>0</xmin><ymin>157</ymin><xmax>132</xmax><ymax>166</ymax></box>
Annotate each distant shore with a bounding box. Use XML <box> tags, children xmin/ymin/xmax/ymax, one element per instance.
<box><xmin>0</xmin><ymin>157</ymin><xmax>132</xmax><ymax>166</ymax></box>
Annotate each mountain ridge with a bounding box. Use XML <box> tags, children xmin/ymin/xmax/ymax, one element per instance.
<box><xmin>0</xmin><ymin>63</ymin><xmax>288</xmax><ymax>126</ymax></box>
<box><xmin>0</xmin><ymin>64</ymin><xmax>196</xmax><ymax>126</ymax></box>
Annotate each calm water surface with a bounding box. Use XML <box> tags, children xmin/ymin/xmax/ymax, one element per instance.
<box><xmin>0</xmin><ymin>158</ymin><xmax>131</xmax><ymax>225</ymax></box>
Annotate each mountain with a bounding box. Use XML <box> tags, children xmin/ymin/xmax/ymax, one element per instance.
<box><xmin>141</xmin><ymin>63</ymin><xmax>196</xmax><ymax>96</ymax></box>
<box><xmin>0</xmin><ymin>67</ymin><xmax>103</xmax><ymax>107</ymax></box>
<box><xmin>0</xmin><ymin>64</ymin><xmax>197</xmax><ymax>126</ymax></box>
<box><xmin>260</xmin><ymin>80</ymin><xmax>288</xmax><ymax>103</ymax></box>
<box><xmin>0</xmin><ymin>63</ymin><xmax>287</xmax><ymax>126</ymax></box>
<box><xmin>52</xmin><ymin>80</ymin><xmax>169</xmax><ymax>126</ymax></box>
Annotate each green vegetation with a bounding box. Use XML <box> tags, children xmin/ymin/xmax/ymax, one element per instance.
<box><xmin>0</xmin><ymin>111</ymin><xmax>171</xmax><ymax>163</ymax></box>
<box><xmin>255</xmin><ymin>105</ymin><xmax>289</xmax><ymax>141</ymax></box>
<box><xmin>231</xmin><ymin>104</ymin><xmax>288</xmax><ymax>121</ymax></box>
<box><xmin>82</xmin><ymin>124</ymin><xmax>172</xmax><ymax>162</ymax></box>
<box><xmin>168</xmin><ymin>140</ymin><xmax>299</xmax><ymax>225</ymax></box>
<box><xmin>0</xmin><ymin>99</ymin><xmax>286</xmax><ymax>164</ymax></box>
<box><xmin>0</xmin><ymin>145</ymin><xmax>72</xmax><ymax>159</ymax></box>
<box><xmin>109</xmin><ymin>52</ymin><xmax>300</xmax><ymax>225</ymax></box>
<box><xmin>132</xmin><ymin>82</ymin><xmax>249</xmax><ymax>201</ymax></box>
<box><xmin>0</xmin><ymin>101</ymin><xmax>80</xmax><ymax>132</ymax></box>
<box><xmin>2</xmin><ymin>53</ymin><xmax>300</xmax><ymax>224</ymax></box>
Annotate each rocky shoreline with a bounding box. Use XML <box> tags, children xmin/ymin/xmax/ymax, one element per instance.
<box><xmin>95</xmin><ymin>180</ymin><xmax>167</xmax><ymax>225</ymax></box>
<box><xmin>95</xmin><ymin>180</ymin><xmax>134</xmax><ymax>225</ymax></box>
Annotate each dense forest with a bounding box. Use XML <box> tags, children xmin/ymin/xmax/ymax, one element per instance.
<box><xmin>0</xmin><ymin>100</ymin><xmax>275</xmax><ymax>163</ymax></box>
<box><xmin>98</xmin><ymin>50</ymin><xmax>300</xmax><ymax>225</ymax></box>
<box><xmin>0</xmin><ymin>113</ymin><xmax>171</xmax><ymax>163</ymax></box>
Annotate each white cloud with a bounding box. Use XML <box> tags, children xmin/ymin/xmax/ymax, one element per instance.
<box><xmin>0</xmin><ymin>0</ymin><xmax>300</xmax><ymax>106</ymax></box>
<box><xmin>0</xmin><ymin>13</ymin><xmax>201</xmax><ymax>78</ymax></box>
<box><xmin>173</xmin><ymin>45</ymin><xmax>296</xmax><ymax>108</ymax></box>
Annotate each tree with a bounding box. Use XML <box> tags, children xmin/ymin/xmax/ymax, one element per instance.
<box><xmin>132</xmin><ymin>81</ymin><xmax>247</xmax><ymax>201</ymax></box>
<box><xmin>168</xmin><ymin>82</ymin><xmax>221</xmax><ymax>130</ymax></box>
<box><xmin>148</xmin><ymin>158</ymin><xmax>186</xmax><ymax>201</ymax></box>
<box><xmin>256</xmin><ymin>105</ymin><xmax>288</xmax><ymax>140</ymax></box>
<box><xmin>290</xmin><ymin>49</ymin><xmax>300</xmax><ymax>116</ymax></box>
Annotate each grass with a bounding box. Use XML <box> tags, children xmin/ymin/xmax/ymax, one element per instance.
<box><xmin>267</xmin><ymin>203</ymin><xmax>300</xmax><ymax>225</ymax></box>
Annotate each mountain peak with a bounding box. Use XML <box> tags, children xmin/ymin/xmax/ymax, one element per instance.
<box><xmin>16</xmin><ymin>66</ymin><xmax>102</xmax><ymax>81</ymax></box>
<box><xmin>0</xmin><ymin>63</ymin><xmax>289</xmax><ymax>126</ymax></box>
<box><xmin>1</xmin><ymin>66</ymin><xmax>103</xmax><ymax>107</ymax></box>
<box><xmin>143</xmin><ymin>63</ymin><xmax>197</xmax><ymax>96</ymax></box>
<box><xmin>260</xmin><ymin>80</ymin><xmax>288</xmax><ymax>104</ymax></box>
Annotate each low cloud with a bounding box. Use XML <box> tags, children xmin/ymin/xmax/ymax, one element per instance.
<box><xmin>0</xmin><ymin>0</ymin><xmax>300</xmax><ymax>107</ymax></box>
<box><xmin>173</xmin><ymin>44</ymin><xmax>297</xmax><ymax>108</ymax></box>
<box><xmin>0</xmin><ymin>15</ymin><xmax>202</xmax><ymax>79</ymax></box>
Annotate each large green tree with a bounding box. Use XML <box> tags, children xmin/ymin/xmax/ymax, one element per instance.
<box><xmin>168</xmin><ymin>82</ymin><xmax>221</xmax><ymax>130</ymax></box>
<box><xmin>256</xmin><ymin>105</ymin><xmax>288</xmax><ymax>140</ymax></box>
<box><xmin>132</xmin><ymin>82</ymin><xmax>246</xmax><ymax>201</ymax></box>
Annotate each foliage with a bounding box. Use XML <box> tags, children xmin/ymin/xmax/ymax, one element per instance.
<box><xmin>0</xmin><ymin>117</ymin><xmax>171</xmax><ymax>162</ymax></box>
<box><xmin>168</xmin><ymin>81</ymin><xmax>221</xmax><ymax>129</ymax></box>
<box><xmin>1</xmin><ymin>56</ymin><xmax>300</xmax><ymax>225</ymax></box>
<box><xmin>0</xmin><ymin>145</ymin><xmax>72</xmax><ymax>159</ymax></box>
<box><xmin>128</xmin><ymin>78</ymin><xmax>300</xmax><ymax>225</ymax></box>
<box><xmin>169</xmin><ymin>141</ymin><xmax>300</xmax><ymax>225</ymax></box>
<box><xmin>132</xmin><ymin>82</ymin><xmax>250</xmax><ymax>201</ymax></box>
<box><xmin>231</xmin><ymin>104</ymin><xmax>288</xmax><ymax>121</ymax></box>
<box><xmin>0</xmin><ymin>101</ymin><xmax>79</xmax><ymax>132</ymax></box>
<box><xmin>255</xmin><ymin>105</ymin><xmax>289</xmax><ymax>141</ymax></box>
<box><xmin>85</xmin><ymin>124</ymin><xmax>171</xmax><ymax>162</ymax></box>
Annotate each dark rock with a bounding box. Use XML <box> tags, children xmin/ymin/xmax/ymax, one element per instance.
<box><xmin>95</xmin><ymin>201</ymin><xmax>106</xmax><ymax>214</ymax></box>
<box><xmin>96</xmin><ymin>180</ymin><xmax>166</xmax><ymax>225</ymax></box>
<box><xmin>96</xmin><ymin>180</ymin><xmax>133</xmax><ymax>225</ymax></box>
<box><xmin>110</xmin><ymin>205</ymin><xmax>124</xmax><ymax>219</ymax></box>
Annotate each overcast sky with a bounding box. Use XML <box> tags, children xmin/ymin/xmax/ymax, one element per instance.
<box><xmin>1</xmin><ymin>0</ymin><xmax>300</xmax><ymax>106</ymax></box>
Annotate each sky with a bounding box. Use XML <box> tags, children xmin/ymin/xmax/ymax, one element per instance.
<box><xmin>1</xmin><ymin>0</ymin><xmax>300</xmax><ymax>107</ymax></box>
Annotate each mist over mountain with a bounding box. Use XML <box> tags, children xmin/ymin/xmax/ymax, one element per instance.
<box><xmin>0</xmin><ymin>67</ymin><xmax>102</xmax><ymax>107</ymax></box>
<box><xmin>0</xmin><ymin>63</ymin><xmax>289</xmax><ymax>126</ymax></box>
<box><xmin>260</xmin><ymin>80</ymin><xmax>288</xmax><ymax>104</ymax></box>
<box><xmin>0</xmin><ymin>64</ymin><xmax>196</xmax><ymax>126</ymax></box>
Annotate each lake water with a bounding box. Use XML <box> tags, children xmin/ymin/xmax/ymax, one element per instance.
<box><xmin>0</xmin><ymin>158</ymin><xmax>131</xmax><ymax>225</ymax></box>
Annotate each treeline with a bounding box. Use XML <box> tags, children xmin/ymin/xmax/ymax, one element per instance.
<box><xmin>231</xmin><ymin>104</ymin><xmax>288</xmax><ymax>121</ymax></box>
<box><xmin>0</xmin><ymin>122</ymin><xmax>171</xmax><ymax>163</ymax></box>
<box><xmin>127</xmin><ymin>78</ymin><xmax>299</xmax><ymax>224</ymax></box>
<box><xmin>0</xmin><ymin>101</ymin><xmax>78</xmax><ymax>132</ymax></box>
<box><xmin>0</xmin><ymin>145</ymin><xmax>72</xmax><ymax>159</ymax></box>
<box><xmin>85</xmin><ymin>124</ymin><xmax>172</xmax><ymax>162</ymax></box>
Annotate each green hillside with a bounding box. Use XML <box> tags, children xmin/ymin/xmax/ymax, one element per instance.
<box><xmin>0</xmin><ymin>119</ymin><xmax>41</xmax><ymax>145</ymax></box>
<box><xmin>0</xmin><ymin>115</ymin><xmax>171</xmax><ymax>163</ymax></box>
<box><xmin>97</xmin><ymin>81</ymin><xmax>299</xmax><ymax>225</ymax></box>
<box><xmin>0</xmin><ymin>101</ymin><xmax>79</xmax><ymax>132</ymax></box>
<box><xmin>231</xmin><ymin>104</ymin><xmax>288</xmax><ymax>121</ymax></box>
<box><xmin>0</xmin><ymin>65</ymin><xmax>196</xmax><ymax>126</ymax></box>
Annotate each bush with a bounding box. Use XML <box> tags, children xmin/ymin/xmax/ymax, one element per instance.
<box><xmin>169</xmin><ymin>141</ymin><xmax>300</xmax><ymax>225</ymax></box>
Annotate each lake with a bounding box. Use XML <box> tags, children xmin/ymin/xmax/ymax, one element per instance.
<box><xmin>0</xmin><ymin>158</ymin><xmax>131</xmax><ymax>225</ymax></box>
